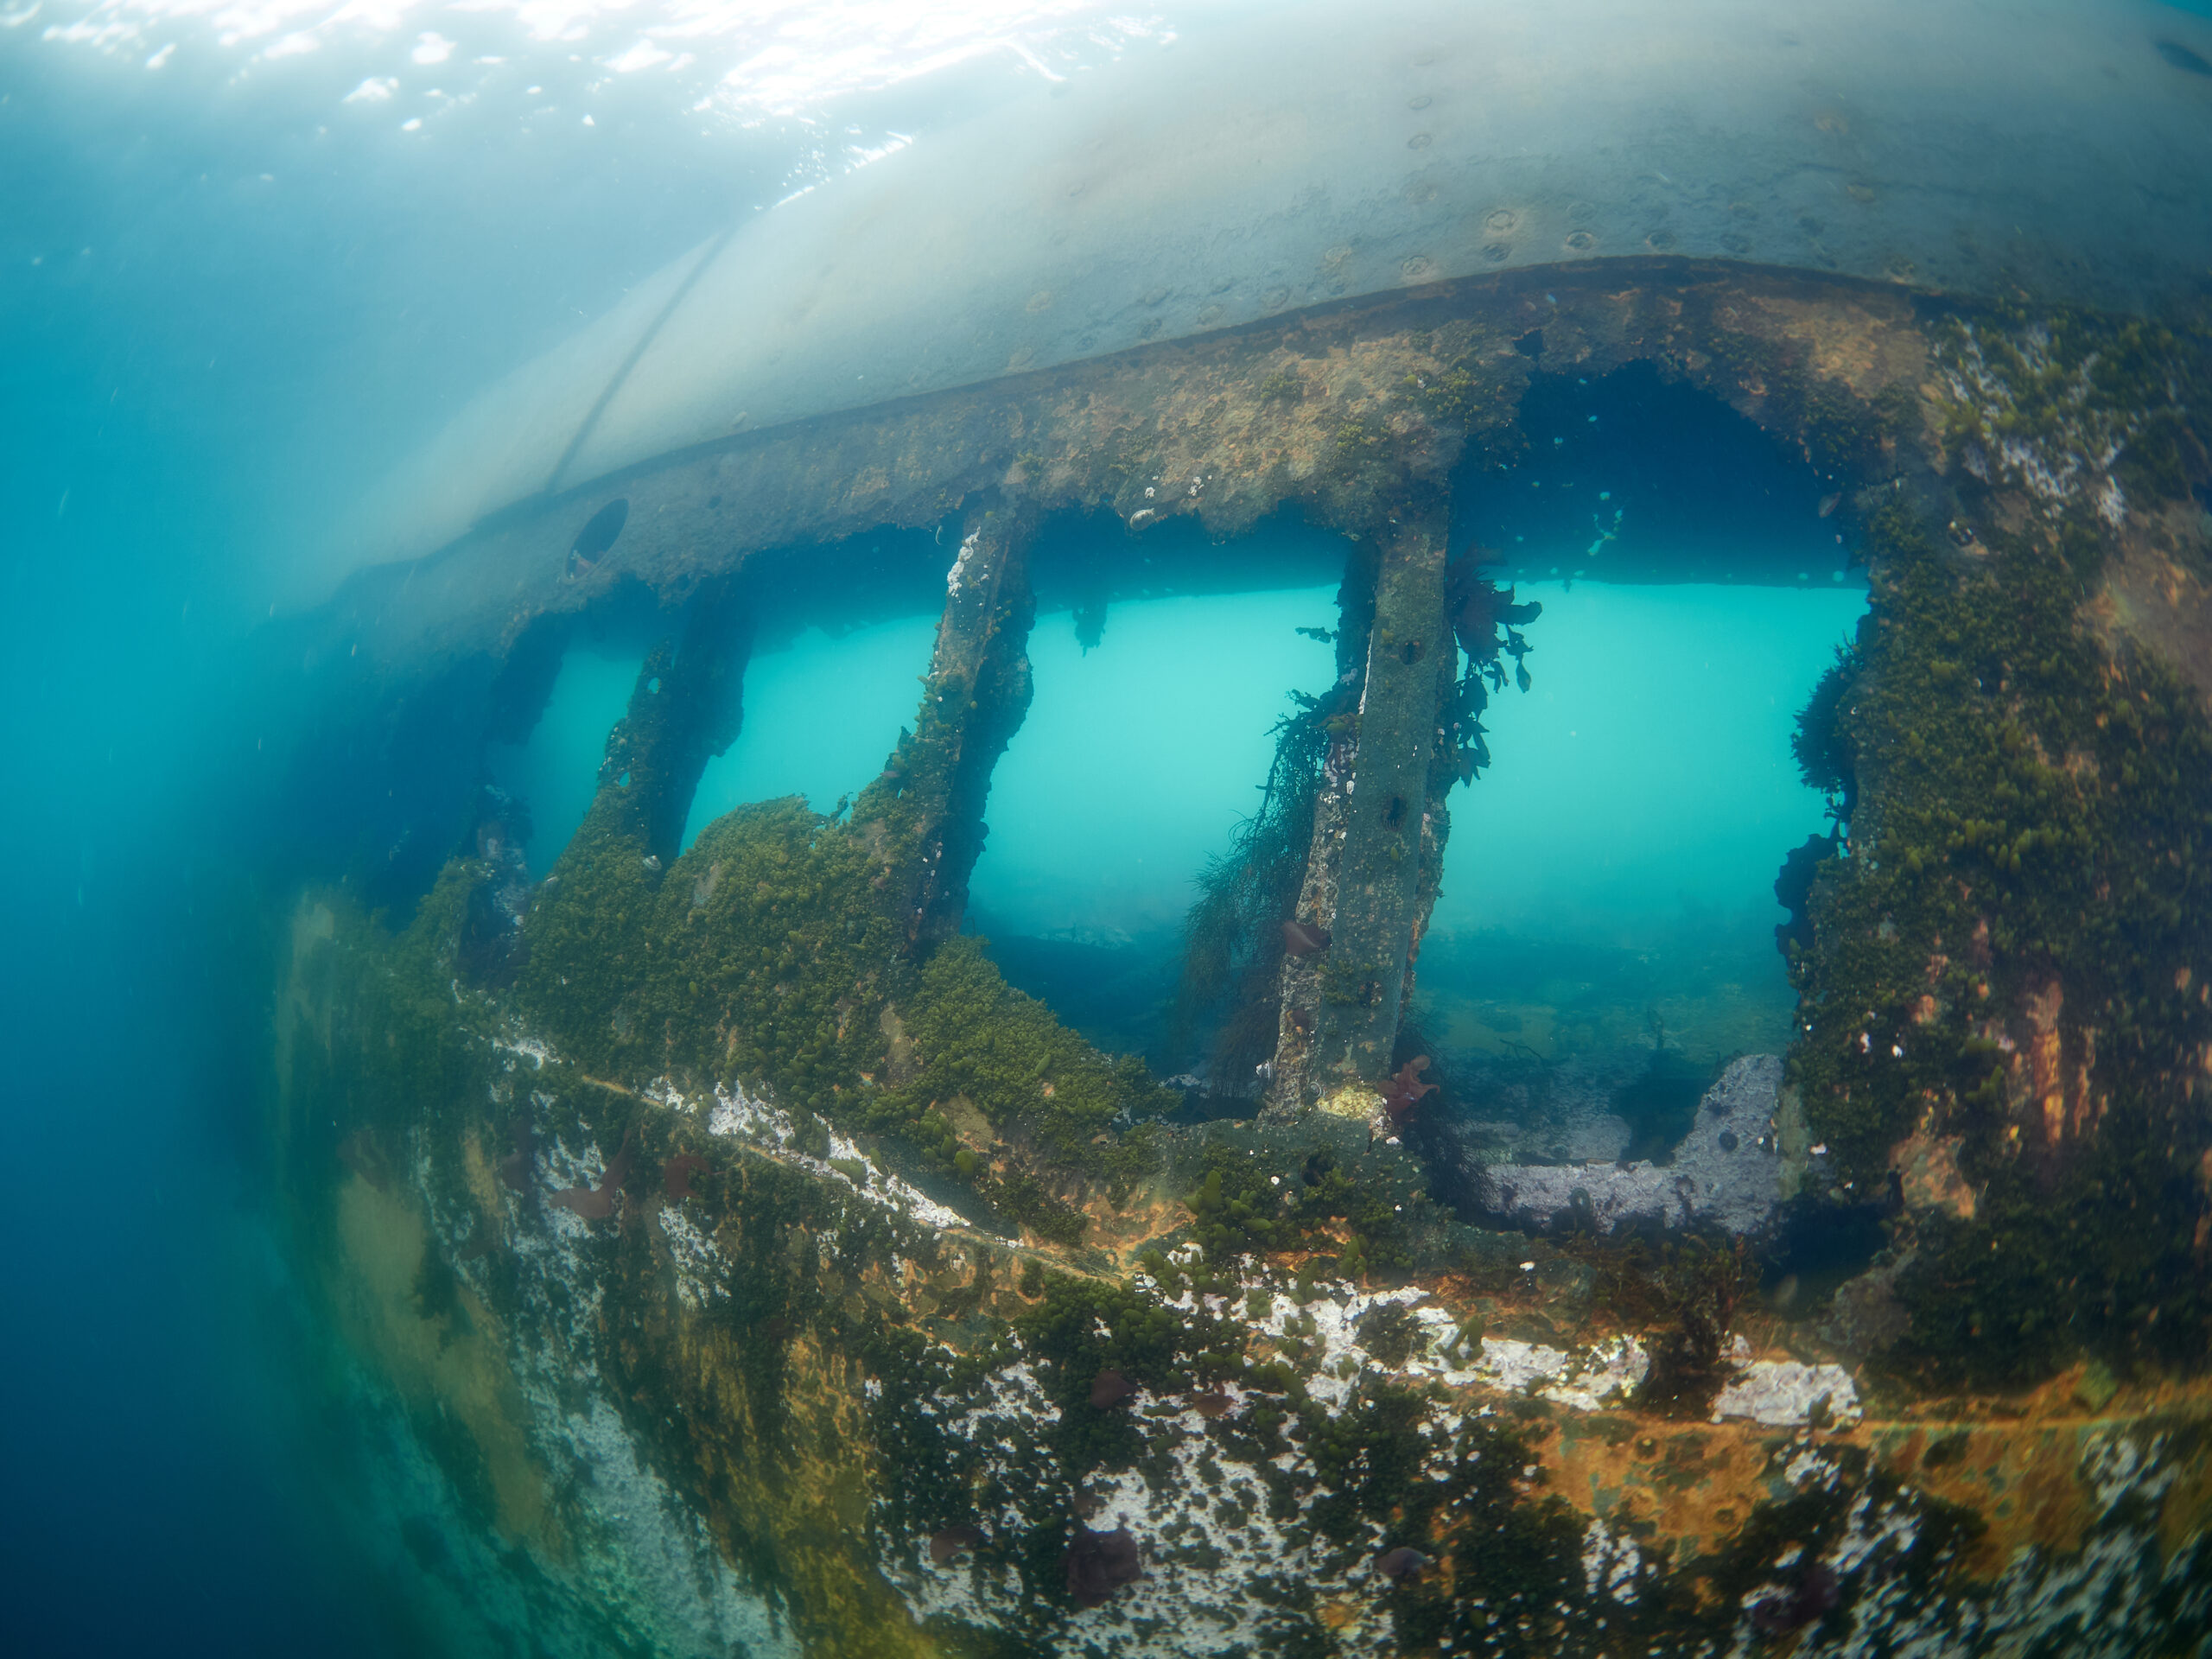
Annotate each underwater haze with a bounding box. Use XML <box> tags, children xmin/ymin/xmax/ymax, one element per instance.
<box><xmin>4</xmin><ymin>2</ymin><xmax>2209</xmax><ymax>1656</ymax></box>
<box><xmin>0</xmin><ymin>8</ymin><xmax>1192</xmax><ymax>1651</ymax></box>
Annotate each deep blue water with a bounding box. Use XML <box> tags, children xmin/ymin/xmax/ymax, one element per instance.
<box><xmin>0</xmin><ymin>257</ymin><xmax>403</xmax><ymax>1656</ymax></box>
<box><xmin>0</xmin><ymin>19</ymin><xmax>1149</xmax><ymax>1650</ymax></box>
<box><xmin>0</xmin><ymin>23</ymin><xmax>794</xmax><ymax>1656</ymax></box>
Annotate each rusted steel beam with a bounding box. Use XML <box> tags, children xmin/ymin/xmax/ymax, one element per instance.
<box><xmin>573</xmin><ymin>574</ymin><xmax>754</xmax><ymax>868</ymax></box>
<box><xmin>855</xmin><ymin>493</ymin><xmax>1040</xmax><ymax>950</ymax></box>
<box><xmin>1273</xmin><ymin>495</ymin><xmax>1456</xmax><ymax>1103</ymax></box>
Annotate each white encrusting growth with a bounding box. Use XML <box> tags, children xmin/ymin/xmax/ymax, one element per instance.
<box><xmin>1472</xmin><ymin>1334</ymin><xmax>1652</xmax><ymax>1410</ymax></box>
<box><xmin>869</xmin><ymin>1262</ymin><xmax>1661</xmax><ymax>1654</ymax></box>
<box><xmin>1188</xmin><ymin>1274</ymin><xmax>1649</xmax><ymax>1412</ymax></box>
<box><xmin>1067</xmin><ymin>1407</ymin><xmax>1376</xmax><ymax>1656</ymax></box>
<box><xmin>1581</xmin><ymin>1516</ymin><xmax>1646</xmax><ymax>1604</ymax></box>
<box><xmin>1710</xmin><ymin>1360</ymin><xmax>1862</xmax><ymax>1428</ymax></box>
<box><xmin>2081</xmin><ymin>1428</ymin><xmax>2179</xmax><ymax>1516</ymax></box>
<box><xmin>1826</xmin><ymin>1486</ymin><xmax>1922</xmax><ymax>1577</ymax></box>
<box><xmin>880</xmin><ymin>1360</ymin><xmax>1060</xmax><ymax>1634</ymax></box>
<box><xmin>493</xmin><ymin>1033</ymin><xmax>552</xmax><ymax>1069</ymax></box>
<box><xmin>945</xmin><ymin>527</ymin><xmax>982</xmax><ymax>597</ymax></box>
<box><xmin>1783</xmin><ymin>1446</ymin><xmax>1841</xmax><ymax>1491</ymax></box>
<box><xmin>1738</xmin><ymin>1431</ymin><xmax>2211</xmax><ymax>1658</ymax></box>
<box><xmin>693</xmin><ymin>1076</ymin><xmax>966</xmax><ymax>1230</ymax></box>
<box><xmin>881</xmin><ymin>1351</ymin><xmax>1395</xmax><ymax>1656</ymax></box>
<box><xmin>404</xmin><ymin>1097</ymin><xmax>804</xmax><ymax>1657</ymax></box>
<box><xmin>1939</xmin><ymin>320</ymin><xmax>2139</xmax><ymax>530</ymax></box>
<box><xmin>657</xmin><ymin>1206</ymin><xmax>728</xmax><ymax>1308</ymax></box>
<box><xmin>539</xmin><ymin>1393</ymin><xmax>797</xmax><ymax>1659</ymax></box>
<box><xmin>423</xmin><ymin>1017</ymin><xmax>2200</xmax><ymax>1656</ymax></box>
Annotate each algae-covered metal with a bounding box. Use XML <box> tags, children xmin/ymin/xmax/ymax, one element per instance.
<box><xmin>261</xmin><ymin>19</ymin><xmax>2212</xmax><ymax>1649</ymax></box>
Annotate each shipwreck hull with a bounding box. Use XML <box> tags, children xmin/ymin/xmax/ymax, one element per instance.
<box><xmin>265</xmin><ymin>252</ymin><xmax>2212</xmax><ymax>1656</ymax></box>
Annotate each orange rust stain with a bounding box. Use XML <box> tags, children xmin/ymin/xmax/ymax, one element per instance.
<box><xmin>1858</xmin><ymin>1372</ymin><xmax>2212</xmax><ymax>1577</ymax></box>
<box><xmin>1085</xmin><ymin>1189</ymin><xmax>1189</xmax><ymax>1261</ymax></box>
<box><xmin>2093</xmin><ymin>531</ymin><xmax>2212</xmax><ymax>717</ymax></box>
<box><xmin>1547</xmin><ymin>1419</ymin><xmax>1777</xmax><ymax>1564</ymax></box>
<box><xmin>1530</xmin><ymin>1369</ymin><xmax>2212</xmax><ymax>1597</ymax></box>
<box><xmin>1891</xmin><ymin>1114</ymin><xmax>1977</xmax><ymax>1221</ymax></box>
<box><xmin>2024</xmin><ymin>979</ymin><xmax>2067</xmax><ymax>1142</ymax></box>
<box><xmin>2000</xmin><ymin>1427</ymin><xmax>2094</xmax><ymax>1565</ymax></box>
<box><xmin>2160</xmin><ymin>1431</ymin><xmax>2212</xmax><ymax>1560</ymax></box>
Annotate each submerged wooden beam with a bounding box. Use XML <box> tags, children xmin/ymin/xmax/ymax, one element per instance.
<box><xmin>308</xmin><ymin>264</ymin><xmax>1935</xmax><ymax>696</ymax></box>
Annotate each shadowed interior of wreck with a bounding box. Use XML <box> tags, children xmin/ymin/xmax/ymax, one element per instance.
<box><xmin>1464</xmin><ymin>358</ymin><xmax>1855</xmax><ymax>583</ymax></box>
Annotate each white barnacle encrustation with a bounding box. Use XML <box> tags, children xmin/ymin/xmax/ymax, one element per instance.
<box><xmin>944</xmin><ymin>528</ymin><xmax>982</xmax><ymax>596</ymax></box>
<box><xmin>1711</xmin><ymin>1361</ymin><xmax>1861</xmax><ymax>1428</ymax></box>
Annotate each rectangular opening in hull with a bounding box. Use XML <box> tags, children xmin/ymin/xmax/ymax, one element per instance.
<box><xmin>1421</xmin><ymin>579</ymin><xmax>1866</xmax><ymax>1164</ymax></box>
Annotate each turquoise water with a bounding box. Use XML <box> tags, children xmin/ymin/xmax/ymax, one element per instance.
<box><xmin>493</xmin><ymin>649</ymin><xmax>645</xmax><ymax>875</ymax></box>
<box><xmin>499</xmin><ymin>580</ymin><xmax>1859</xmax><ymax>964</ymax></box>
<box><xmin>475</xmin><ymin>569</ymin><xmax>1862</xmax><ymax>1052</ymax></box>
<box><xmin>686</xmin><ymin>617</ymin><xmax>942</xmax><ymax>853</ymax></box>
<box><xmin>1433</xmin><ymin>581</ymin><xmax>1863</xmax><ymax>943</ymax></box>
<box><xmin>973</xmin><ymin>589</ymin><xmax>1343</xmax><ymax>939</ymax></box>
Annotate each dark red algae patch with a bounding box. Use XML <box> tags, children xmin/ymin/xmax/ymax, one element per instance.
<box><xmin>496</xmin><ymin>1112</ymin><xmax>535</xmax><ymax>1191</ymax></box>
<box><xmin>1751</xmin><ymin>1562</ymin><xmax>1840</xmax><ymax>1634</ymax></box>
<box><xmin>1376</xmin><ymin>1546</ymin><xmax>1429</xmax><ymax>1582</ymax></box>
<box><xmin>547</xmin><ymin>1185</ymin><xmax>614</xmax><ymax>1218</ymax></box>
<box><xmin>550</xmin><ymin>1126</ymin><xmax>636</xmax><ymax>1219</ymax></box>
<box><xmin>1445</xmin><ymin>545</ymin><xmax>1542</xmax><ymax>668</ymax></box>
<box><xmin>1064</xmin><ymin>1525</ymin><xmax>1141</xmax><ymax>1606</ymax></box>
<box><xmin>663</xmin><ymin>1151</ymin><xmax>709</xmax><ymax>1200</ymax></box>
<box><xmin>1381</xmin><ymin>1057</ymin><xmax>1437</xmax><ymax>1127</ymax></box>
<box><xmin>930</xmin><ymin>1525</ymin><xmax>983</xmax><ymax>1564</ymax></box>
